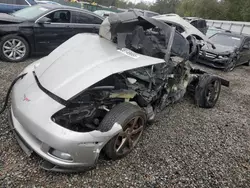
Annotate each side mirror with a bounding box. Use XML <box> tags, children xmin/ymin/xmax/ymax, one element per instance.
<box><xmin>37</xmin><ymin>17</ymin><xmax>51</xmax><ymax>24</ymax></box>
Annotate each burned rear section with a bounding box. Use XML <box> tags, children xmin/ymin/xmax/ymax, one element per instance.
<box><xmin>52</xmin><ymin>11</ymin><xmax>229</xmax><ymax>133</ymax></box>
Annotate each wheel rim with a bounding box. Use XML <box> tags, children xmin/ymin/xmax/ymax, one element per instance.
<box><xmin>2</xmin><ymin>39</ymin><xmax>26</xmax><ymax>60</ymax></box>
<box><xmin>114</xmin><ymin>116</ymin><xmax>144</xmax><ymax>155</ymax></box>
<box><xmin>228</xmin><ymin>60</ymin><xmax>236</xmax><ymax>71</ymax></box>
<box><xmin>206</xmin><ymin>80</ymin><xmax>220</xmax><ymax>103</ymax></box>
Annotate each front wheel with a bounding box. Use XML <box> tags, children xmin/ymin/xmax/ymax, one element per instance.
<box><xmin>99</xmin><ymin>102</ymin><xmax>146</xmax><ymax>160</ymax></box>
<box><xmin>195</xmin><ymin>74</ymin><xmax>221</xmax><ymax>108</ymax></box>
<box><xmin>0</xmin><ymin>35</ymin><xmax>30</xmax><ymax>62</ymax></box>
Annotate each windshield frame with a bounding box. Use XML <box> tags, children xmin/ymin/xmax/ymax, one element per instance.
<box><xmin>12</xmin><ymin>5</ymin><xmax>52</xmax><ymax>20</ymax></box>
<box><xmin>209</xmin><ymin>33</ymin><xmax>243</xmax><ymax>48</ymax></box>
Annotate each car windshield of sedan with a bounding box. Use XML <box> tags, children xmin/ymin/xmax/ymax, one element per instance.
<box><xmin>206</xmin><ymin>28</ymin><xmax>223</xmax><ymax>37</ymax></box>
<box><xmin>209</xmin><ymin>33</ymin><xmax>242</xmax><ymax>47</ymax></box>
<box><xmin>12</xmin><ymin>5</ymin><xmax>49</xmax><ymax>20</ymax></box>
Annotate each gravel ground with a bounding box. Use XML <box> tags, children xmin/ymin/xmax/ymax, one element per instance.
<box><xmin>0</xmin><ymin>58</ymin><xmax>250</xmax><ymax>188</ymax></box>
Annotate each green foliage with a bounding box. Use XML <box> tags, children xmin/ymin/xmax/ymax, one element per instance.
<box><xmin>177</xmin><ymin>0</ymin><xmax>250</xmax><ymax>21</ymax></box>
<box><xmin>150</xmin><ymin>0</ymin><xmax>180</xmax><ymax>14</ymax></box>
<box><xmin>84</xmin><ymin>0</ymin><xmax>250</xmax><ymax>21</ymax></box>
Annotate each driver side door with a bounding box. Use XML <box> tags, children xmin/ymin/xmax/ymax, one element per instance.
<box><xmin>34</xmin><ymin>10</ymin><xmax>75</xmax><ymax>54</ymax></box>
<box><xmin>238</xmin><ymin>38</ymin><xmax>250</xmax><ymax>65</ymax></box>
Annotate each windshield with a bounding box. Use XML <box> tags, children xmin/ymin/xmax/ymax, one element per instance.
<box><xmin>206</xmin><ymin>28</ymin><xmax>222</xmax><ymax>37</ymax></box>
<box><xmin>12</xmin><ymin>5</ymin><xmax>49</xmax><ymax>20</ymax></box>
<box><xmin>210</xmin><ymin>33</ymin><xmax>242</xmax><ymax>47</ymax></box>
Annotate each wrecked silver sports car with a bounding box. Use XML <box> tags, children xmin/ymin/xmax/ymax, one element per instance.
<box><xmin>7</xmin><ymin>11</ymin><xmax>229</xmax><ymax>172</ymax></box>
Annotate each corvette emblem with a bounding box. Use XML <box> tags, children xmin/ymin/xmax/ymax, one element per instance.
<box><xmin>23</xmin><ymin>94</ymin><xmax>30</xmax><ymax>102</ymax></box>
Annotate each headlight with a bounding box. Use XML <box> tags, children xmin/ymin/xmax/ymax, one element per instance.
<box><xmin>218</xmin><ymin>55</ymin><xmax>229</xmax><ymax>59</ymax></box>
<box><xmin>49</xmin><ymin>148</ymin><xmax>73</xmax><ymax>161</ymax></box>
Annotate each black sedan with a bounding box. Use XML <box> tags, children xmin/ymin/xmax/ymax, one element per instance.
<box><xmin>0</xmin><ymin>4</ymin><xmax>104</xmax><ymax>62</ymax></box>
<box><xmin>198</xmin><ymin>32</ymin><xmax>250</xmax><ymax>71</ymax></box>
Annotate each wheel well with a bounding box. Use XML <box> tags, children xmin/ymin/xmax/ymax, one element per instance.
<box><xmin>1</xmin><ymin>33</ymin><xmax>32</xmax><ymax>55</ymax></box>
<box><xmin>16</xmin><ymin>34</ymin><xmax>32</xmax><ymax>55</ymax></box>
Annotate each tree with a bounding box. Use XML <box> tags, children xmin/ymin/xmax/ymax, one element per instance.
<box><xmin>176</xmin><ymin>0</ymin><xmax>248</xmax><ymax>21</ymax></box>
<box><xmin>151</xmin><ymin>0</ymin><xmax>180</xmax><ymax>14</ymax></box>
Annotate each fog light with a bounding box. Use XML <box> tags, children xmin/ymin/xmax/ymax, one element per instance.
<box><xmin>49</xmin><ymin>148</ymin><xmax>73</xmax><ymax>161</ymax></box>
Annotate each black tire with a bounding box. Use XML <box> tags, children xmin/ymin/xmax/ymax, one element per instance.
<box><xmin>99</xmin><ymin>102</ymin><xmax>146</xmax><ymax>160</ymax></box>
<box><xmin>0</xmin><ymin>34</ymin><xmax>30</xmax><ymax>62</ymax></box>
<box><xmin>195</xmin><ymin>74</ymin><xmax>221</xmax><ymax>108</ymax></box>
<box><xmin>224</xmin><ymin>58</ymin><xmax>237</xmax><ymax>72</ymax></box>
<box><xmin>245</xmin><ymin>60</ymin><xmax>250</xmax><ymax>66</ymax></box>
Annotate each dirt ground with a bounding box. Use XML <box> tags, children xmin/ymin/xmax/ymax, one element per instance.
<box><xmin>0</xmin><ymin>58</ymin><xmax>250</xmax><ymax>188</ymax></box>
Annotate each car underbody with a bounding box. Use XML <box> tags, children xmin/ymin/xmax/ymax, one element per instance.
<box><xmin>7</xmin><ymin>11</ymin><xmax>229</xmax><ymax>172</ymax></box>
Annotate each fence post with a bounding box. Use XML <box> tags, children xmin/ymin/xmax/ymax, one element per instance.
<box><xmin>240</xmin><ymin>24</ymin><xmax>245</xmax><ymax>34</ymax></box>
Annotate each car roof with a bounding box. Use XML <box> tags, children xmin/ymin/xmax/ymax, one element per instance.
<box><xmin>36</xmin><ymin>1</ymin><xmax>61</xmax><ymax>4</ymax></box>
<box><xmin>128</xmin><ymin>8</ymin><xmax>158</xmax><ymax>14</ymax></box>
<box><xmin>37</xmin><ymin>4</ymin><xmax>92</xmax><ymax>13</ymax></box>
<box><xmin>183</xmin><ymin>17</ymin><xmax>205</xmax><ymax>21</ymax></box>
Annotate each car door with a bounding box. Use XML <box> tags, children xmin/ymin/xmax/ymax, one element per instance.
<box><xmin>70</xmin><ymin>11</ymin><xmax>103</xmax><ymax>35</ymax></box>
<box><xmin>34</xmin><ymin>9</ymin><xmax>76</xmax><ymax>54</ymax></box>
<box><xmin>238</xmin><ymin>37</ymin><xmax>250</xmax><ymax>65</ymax></box>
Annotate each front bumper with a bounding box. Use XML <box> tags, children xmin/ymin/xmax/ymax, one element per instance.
<box><xmin>8</xmin><ymin>108</ymin><xmax>100</xmax><ymax>172</ymax></box>
<box><xmin>9</xmin><ymin>70</ymin><xmax>122</xmax><ymax>172</ymax></box>
<box><xmin>197</xmin><ymin>57</ymin><xmax>229</xmax><ymax>69</ymax></box>
<box><xmin>9</xmin><ymin>105</ymin><xmax>122</xmax><ymax>172</ymax></box>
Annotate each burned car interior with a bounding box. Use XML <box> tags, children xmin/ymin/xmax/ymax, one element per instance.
<box><xmin>51</xmin><ymin>11</ymin><xmax>229</xmax><ymax>134</ymax></box>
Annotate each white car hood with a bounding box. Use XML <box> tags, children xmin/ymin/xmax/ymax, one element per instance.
<box><xmin>35</xmin><ymin>33</ymin><xmax>164</xmax><ymax>100</ymax></box>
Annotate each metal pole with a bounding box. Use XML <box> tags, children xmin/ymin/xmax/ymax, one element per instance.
<box><xmin>240</xmin><ymin>24</ymin><xmax>245</xmax><ymax>34</ymax></box>
<box><xmin>164</xmin><ymin>26</ymin><xmax>176</xmax><ymax>63</ymax></box>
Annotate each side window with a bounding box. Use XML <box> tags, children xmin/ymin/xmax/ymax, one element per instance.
<box><xmin>190</xmin><ymin>20</ymin><xmax>198</xmax><ymax>28</ymax></box>
<box><xmin>16</xmin><ymin>0</ymin><xmax>28</xmax><ymax>5</ymax></box>
<box><xmin>0</xmin><ymin>0</ymin><xmax>16</xmax><ymax>4</ymax></box>
<box><xmin>202</xmin><ymin>20</ymin><xmax>207</xmax><ymax>28</ymax></box>
<box><xmin>242</xmin><ymin>39</ymin><xmax>250</xmax><ymax>50</ymax></box>
<box><xmin>164</xmin><ymin>22</ymin><xmax>185</xmax><ymax>33</ymax></box>
<box><xmin>45</xmin><ymin>10</ymin><xmax>71</xmax><ymax>23</ymax></box>
<box><xmin>73</xmin><ymin>12</ymin><xmax>102</xmax><ymax>24</ymax></box>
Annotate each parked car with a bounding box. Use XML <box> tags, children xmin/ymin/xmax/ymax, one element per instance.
<box><xmin>8</xmin><ymin>11</ymin><xmax>229</xmax><ymax>172</ymax></box>
<box><xmin>198</xmin><ymin>32</ymin><xmax>250</xmax><ymax>71</ymax></box>
<box><xmin>0</xmin><ymin>4</ymin><xmax>103</xmax><ymax>62</ymax></box>
<box><xmin>153</xmin><ymin>14</ymin><xmax>214</xmax><ymax>62</ymax></box>
<box><xmin>183</xmin><ymin>17</ymin><xmax>208</xmax><ymax>35</ymax></box>
<box><xmin>128</xmin><ymin>8</ymin><xmax>159</xmax><ymax>17</ymax></box>
<box><xmin>0</xmin><ymin>0</ymin><xmax>36</xmax><ymax>13</ymax></box>
<box><xmin>93</xmin><ymin>10</ymin><xmax>114</xmax><ymax>17</ymax></box>
<box><xmin>35</xmin><ymin>0</ymin><xmax>61</xmax><ymax>5</ymax></box>
<box><xmin>154</xmin><ymin>14</ymin><xmax>210</xmax><ymax>42</ymax></box>
<box><xmin>206</xmin><ymin>26</ymin><xmax>230</xmax><ymax>37</ymax></box>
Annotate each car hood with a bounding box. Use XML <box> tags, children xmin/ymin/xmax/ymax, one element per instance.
<box><xmin>0</xmin><ymin>13</ymin><xmax>25</xmax><ymax>23</ymax></box>
<box><xmin>202</xmin><ymin>44</ymin><xmax>236</xmax><ymax>55</ymax></box>
<box><xmin>34</xmin><ymin>33</ymin><xmax>164</xmax><ymax>100</ymax></box>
